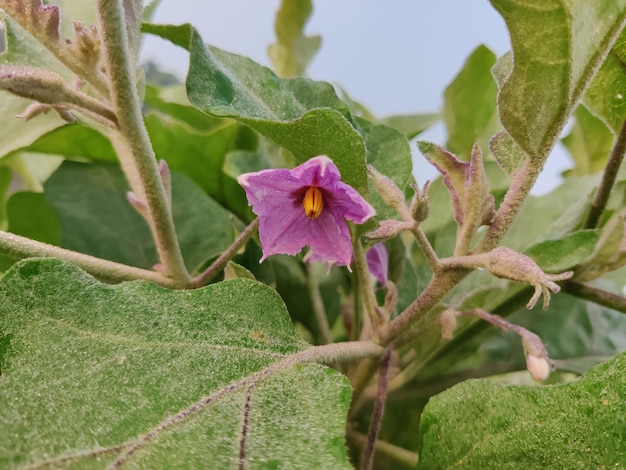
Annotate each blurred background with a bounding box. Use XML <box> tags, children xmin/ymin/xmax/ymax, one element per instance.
<box><xmin>140</xmin><ymin>1</ymin><xmax>569</xmax><ymax>192</ymax></box>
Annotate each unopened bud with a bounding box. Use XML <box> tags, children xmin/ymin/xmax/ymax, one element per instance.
<box><xmin>366</xmin><ymin>219</ymin><xmax>414</xmax><ymax>241</ymax></box>
<box><xmin>367</xmin><ymin>165</ymin><xmax>410</xmax><ymax>218</ymax></box>
<box><xmin>525</xmin><ymin>354</ymin><xmax>551</xmax><ymax>381</ymax></box>
<box><xmin>440</xmin><ymin>308</ymin><xmax>458</xmax><ymax>341</ymax></box>
<box><xmin>409</xmin><ymin>181</ymin><xmax>430</xmax><ymax>223</ymax></box>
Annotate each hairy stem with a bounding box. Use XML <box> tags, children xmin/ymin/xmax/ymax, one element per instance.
<box><xmin>346</xmin><ymin>430</ymin><xmax>418</xmax><ymax>469</ymax></box>
<box><xmin>0</xmin><ymin>230</ymin><xmax>180</xmax><ymax>288</ymax></box>
<box><xmin>477</xmin><ymin>158</ymin><xmax>541</xmax><ymax>252</ymax></box>
<box><xmin>584</xmin><ymin>118</ymin><xmax>626</xmax><ymax>229</ymax></box>
<box><xmin>97</xmin><ymin>0</ymin><xmax>190</xmax><ymax>288</ymax></box>
<box><xmin>562</xmin><ymin>280</ymin><xmax>626</xmax><ymax>314</ymax></box>
<box><xmin>411</xmin><ymin>224</ymin><xmax>440</xmax><ymax>271</ymax></box>
<box><xmin>191</xmin><ymin>218</ymin><xmax>260</xmax><ymax>288</ymax></box>
<box><xmin>361</xmin><ymin>349</ymin><xmax>392</xmax><ymax>470</ymax></box>
<box><xmin>306</xmin><ymin>263</ymin><xmax>333</xmax><ymax>345</ymax></box>
<box><xmin>379</xmin><ymin>270</ymin><xmax>465</xmax><ymax>346</ymax></box>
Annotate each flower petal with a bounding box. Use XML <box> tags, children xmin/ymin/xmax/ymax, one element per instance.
<box><xmin>291</xmin><ymin>155</ymin><xmax>341</xmax><ymax>187</ymax></box>
<box><xmin>325</xmin><ymin>180</ymin><xmax>376</xmax><ymax>224</ymax></box>
<box><xmin>305</xmin><ymin>209</ymin><xmax>353</xmax><ymax>266</ymax></box>
<box><xmin>366</xmin><ymin>243</ymin><xmax>389</xmax><ymax>285</ymax></box>
<box><xmin>237</xmin><ymin>169</ymin><xmax>301</xmax><ymax>216</ymax></box>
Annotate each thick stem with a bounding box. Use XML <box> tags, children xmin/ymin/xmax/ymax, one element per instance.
<box><xmin>191</xmin><ymin>219</ymin><xmax>260</xmax><ymax>288</ymax></box>
<box><xmin>379</xmin><ymin>270</ymin><xmax>465</xmax><ymax>346</ymax></box>
<box><xmin>306</xmin><ymin>263</ymin><xmax>333</xmax><ymax>345</ymax></box>
<box><xmin>562</xmin><ymin>280</ymin><xmax>626</xmax><ymax>314</ymax></box>
<box><xmin>0</xmin><ymin>230</ymin><xmax>179</xmax><ymax>288</ymax></box>
<box><xmin>584</xmin><ymin>118</ymin><xmax>626</xmax><ymax>229</ymax></box>
<box><xmin>97</xmin><ymin>0</ymin><xmax>190</xmax><ymax>288</ymax></box>
<box><xmin>476</xmin><ymin>159</ymin><xmax>541</xmax><ymax>253</ymax></box>
<box><xmin>361</xmin><ymin>349</ymin><xmax>392</xmax><ymax>470</ymax></box>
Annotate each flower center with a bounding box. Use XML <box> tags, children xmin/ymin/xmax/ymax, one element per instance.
<box><xmin>303</xmin><ymin>187</ymin><xmax>324</xmax><ymax>219</ymax></box>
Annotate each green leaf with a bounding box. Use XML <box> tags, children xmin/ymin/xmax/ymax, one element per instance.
<box><xmin>417</xmin><ymin>352</ymin><xmax>626</xmax><ymax>469</ymax></box>
<box><xmin>143</xmin><ymin>23</ymin><xmax>370</xmax><ymax>195</ymax></box>
<box><xmin>502</xmin><ymin>173</ymin><xmax>601</xmax><ymax>251</ymax></box>
<box><xmin>6</xmin><ymin>191</ymin><xmax>61</xmax><ymax>245</ymax></box>
<box><xmin>584</xmin><ymin>28</ymin><xmax>626</xmax><ymax>133</ymax></box>
<box><xmin>268</xmin><ymin>0</ymin><xmax>321</xmax><ymax>77</ymax></box>
<box><xmin>224</xmin><ymin>261</ymin><xmax>256</xmax><ymax>281</ymax></box>
<box><xmin>490</xmin><ymin>0</ymin><xmax>626</xmax><ymax>160</ymax></box>
<box><xmin>443</xmin><ymin>45</ymin><xmax>499</xmax><ymax>158</ymax></box>
<box><xmin>561</xmin><ymin>105</ymin><xmax>614</xmax><ymax>176</ymax></box>
<box><xmin>524</xmin><ymin>229</ymin><xmax>600</xmax><ymax>273</ymax></box>
<box><xmin>23</xmin><ymin>124</ymin><xmax>118</xmax><ymax>162</ymax></box>
<box><xmin>0</xmin><ymin>13</ymin><xmax>66</xmax><ymax>160</ymax></box>
<box><xmin>145</xmin><ymin>113</ymin><xmax>251</xmax><ymax>220</ymax></box>
<box><xmin>0</xmin><ymin>165</ymin><xmax>11</xmax><ymax>230</ymax></box>
<box><xmin>143</xmin><ymin>84</ymin><xmax>228</xmax><ymax>132</ymax></box>
<box><xmin>44</xmin><ymin>162</ymin><xmax>235</xmax><ymax>273</ymax></box>
<box><xmin>488</xmin><ymin>130</ymin><xmax>525</xmax><ymax>175</ymax></box>
<box><xmin>0</xmin><ymin>258</ymin><xmax>352</xmax><ymax>468</ymax></box>
<box><xmin>379</xmin><ymin>113</ymin><xmax>440</xmax><ymax>140</ymax></box>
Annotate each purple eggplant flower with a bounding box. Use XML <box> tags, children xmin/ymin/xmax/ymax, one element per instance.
<box><xmin>366</xmin><ymin>243</ymin><xmax>389</xmax><ymax>286</ymax></box>
<box><xmin>238</xmin><ymin>156</ymin><xmax>375</xmax><ymax>267</ymax></box>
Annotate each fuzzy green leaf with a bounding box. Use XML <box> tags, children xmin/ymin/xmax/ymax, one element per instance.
<box><xmin>490</xmin><ymin>0</ymin><xmax>626</xmax><ymax>160</ymax></box>
<box><xmin>417</xmin><ymin>352</ymin><xmax>626</xmax><ymax>469</ymax></box>
<box><xmin>488</xmin><ymin>130</ymin><xmax>525</xmax><ymax>175</ymax></box>
<box><xmin>0</xmin><ymin>258</ymin><xmax>352</xmax><ymax>468</ymax></box>
<box><xmin>143</xmin><ymin>23</ymin><xmax>370</xmax><ymax>194</ymax></box>
<box><xmin>268</xmin><ymin>0</ymin><xmax>321</xmax><ymax>77</ymax></box>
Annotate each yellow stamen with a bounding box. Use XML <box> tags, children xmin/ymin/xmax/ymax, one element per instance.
<box><xmin>303</xmin><ymin>187</ymin><xmax>324</xmax><ymax>219</ymax></box>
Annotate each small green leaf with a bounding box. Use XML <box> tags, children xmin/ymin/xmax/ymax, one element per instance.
<box><xmin>490</xmin><ymin>0</ymin><xmax>626</xmax><ymax>160</ymax></box>
<box><xmin>417</xmin><ymin>352</ymin><xmax>626</xmax><ymax>469</ymax></box>
<box><xmin>443</xmin><ymin>45</ymin><xmax>499</xmax><ymax>158</ymax></box>
<box><xmin>268</xmin><ymin>0</ymin><xmax>321</xmax><ymax>77</ymax></box>
<box><xmin>488</xmin><ymin>130</ymin><xmax>526</xmax><ymax>175</ymax></box>
<box><xmin>224</xmin><ymin>261</ymin><xmax>256</xmax><ymax>281</ymax></box>
<box><xmin>0</xmin><ymin>258</ymin><xmax>352</xmax><ymax>468</ymax></box>
<box><xmin>561</xmin><ymin>105</ymin><xmax>614</xmax><ymax>176</ymax></box>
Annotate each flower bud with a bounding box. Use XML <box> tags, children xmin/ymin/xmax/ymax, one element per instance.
<box><xmin>440</xmin><ymin>308</ymin><xmax>458</xmax><ymax>341</ymax></box>
<box><xmin>367</xmin><ymin>165</ymin><xmax>409</xmax><ymax>218</ymax></box>
<box><xmin>409</xmin><ymin>181</ymin><xmax>430</xmax><ymax>223</ymax></box>
<box><xmin>365</xmin><ymin>219</ymin><xmax>414</xmax><ymax>241</ymax></box>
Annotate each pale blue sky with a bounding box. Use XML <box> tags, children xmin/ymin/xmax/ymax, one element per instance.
<box><xmin>140</xmin><ymin>1</ymin><xmax>569</xmax><ymax>192</ymax></box>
